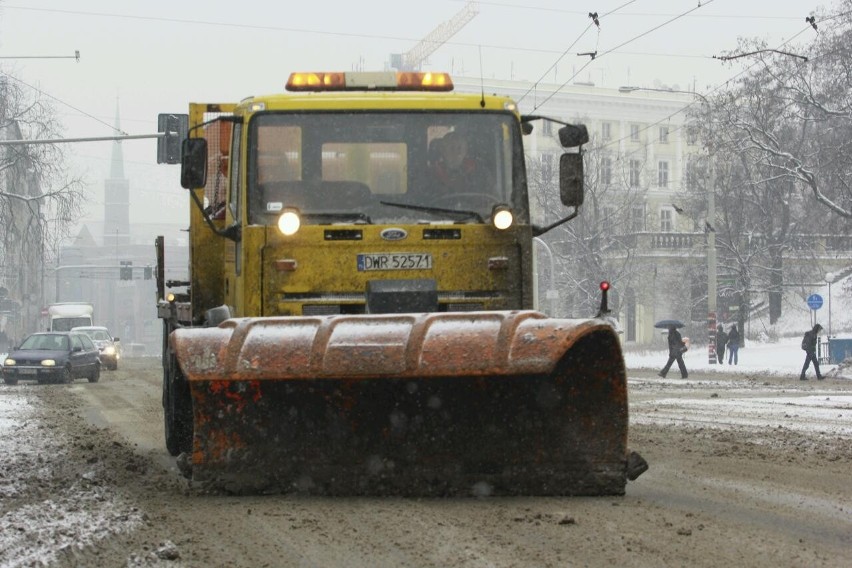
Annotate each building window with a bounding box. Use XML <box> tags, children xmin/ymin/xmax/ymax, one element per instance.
<box><xmin>684</xmin><ymin>157</ymin><xmax>699</xmax><ymax>189</ymax></box>
<box><xmin>600</xmin><ymin>156</ymin><xmax>612</xmax><ymax>185</ymax></box>
<box><xmin>660</xmin><ymin>207</ymin><xmax>674</xmax><ymax>232</ymax></box>
<box><xmin>658</xmin><ymin>160</ymin><xmax>669</xmax><ymax>188</ymax></box>
<box><xmin>659</xmin><ymin>126</ymin><xmax>669</xmax><ymax>144</ymax></box>
<box><xmin>541</xmin><ymin>153</ymin><xmax>553</xmax><ymax>180</ymax></box>
<box><xmin>543</xmin><ymin>120</ymin><xmax>553</xmax><ymax>136</ymax></box>
<box><xmin>630</xmin><ymin>124</ymin><xmax>640</xmax><ymax>142</ymax></box>
<box><xmin>631</xmin><ymin>205</ymin><xmax>645</xmax><ymax>232</ymax></box>
<box><xmin>629</xmin><ymin>159</ymin><xmax>641</xmax><ymax>187</ymax></box>
<box><xmin>601</xmin><ymin>122</ymin><xmax>611</xmax><ymax>141</ymax></box>
<box><xmin>686</xmin><ymin>124</ymin><xmax>698</xmax><ymax>145</ymax></box>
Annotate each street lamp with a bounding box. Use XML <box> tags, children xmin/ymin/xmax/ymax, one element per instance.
<box><xmin>825</xmin><ymin>272</ymin><xmax>834</xmax><ymax>337</ymax></box>
<box><xmin>533</xmin><ymin>237</ymin><xmax>559</xmax><ymax>316</ymax></box>
<box><xmin>619</xmin><ymin>86</ymin><xmax>717</xmax><ymax>364</ymax></box>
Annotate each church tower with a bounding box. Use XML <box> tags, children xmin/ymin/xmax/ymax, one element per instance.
<box><xmin>103</xmin><ymin>99</ymin><xmax>130</xmax><ymax>247</ymax></box>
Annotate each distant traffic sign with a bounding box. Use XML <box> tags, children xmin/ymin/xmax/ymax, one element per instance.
<box><xmin>807</xmin><ymin>294</ymin><xmax>823</xmax><ymax>310</ymax></box>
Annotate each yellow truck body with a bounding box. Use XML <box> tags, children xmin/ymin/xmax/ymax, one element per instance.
<box><xmin>156</xmin><ymin>72</ymin><xmax>642</xmax><ymax>495</ymax></box>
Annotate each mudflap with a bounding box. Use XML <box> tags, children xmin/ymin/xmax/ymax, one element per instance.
<box><xmin>172</xmin><ymin>311</ymin><xmax>630</xmax><ymax>496</ymax></box>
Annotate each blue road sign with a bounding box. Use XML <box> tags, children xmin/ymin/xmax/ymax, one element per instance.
<box><xmin>807</xmin><ymin>293</ymin><xmax>823</xmax><ymax>310</ymax></box>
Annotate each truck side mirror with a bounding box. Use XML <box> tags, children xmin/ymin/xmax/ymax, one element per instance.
<box><xmin>559</xmin><ymin>153</ymin><xmax>584</xmax><ymax>207</ymax></box>
<box><xmin>180</xmin><ymin>138</ymin><xmax>208</xmax><ymax>189</ymax></box>
<box><xmin>157</xmin><ymin>113</ymin><xmax>189</xmax><ymax>164</ymax></box>
<box><xmin>558</xmin><ymin>124</ymin><xmax>589</xmax><ymax>148</ymax></box>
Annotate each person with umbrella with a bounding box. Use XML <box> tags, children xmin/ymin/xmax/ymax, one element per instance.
<box><xmin>657</xmin><ymin>320</ymin><xmax>688</xmax><ymax>379</ymax></box>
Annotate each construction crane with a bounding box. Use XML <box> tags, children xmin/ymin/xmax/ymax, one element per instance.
<box><xmin>390</xmin><ymin>1</ymin><xmax>479</xmax><ymax>71</ymax></box>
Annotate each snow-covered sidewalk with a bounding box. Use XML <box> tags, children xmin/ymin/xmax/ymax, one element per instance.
<box><xmin>624</xmin><ymin>336</ymin><xmax>852</xmax><ymax>379</ymax></box>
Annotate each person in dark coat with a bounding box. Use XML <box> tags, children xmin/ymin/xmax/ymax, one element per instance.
<box><xmin>715</xmin><ymin>324</ymin><xmax>728</xmax><ymax>365</ymax></box>
<box><xmin>658</xmin><ymin>325</ymin><xmax>688</xmax><ymax>379</ymax></box>
<box><xmin>727</xmin><ymin>324</ymin><xmax>741</xmax><ymax>365</ymax></box>
<box><xmin>800</xmin><ymin>323</ymin><xmax>824</xmax><ymax>381</ymax></box>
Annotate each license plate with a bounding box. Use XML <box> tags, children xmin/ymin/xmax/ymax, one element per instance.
<box><xmin>357</xmin><ymin>253</ymin><xmax>433</xmax><ymax>271</ymax></box>
<box><xmin>18</xmin><ymin>369</ymin><xmax>36</xmax><ymax>375</ymax></box>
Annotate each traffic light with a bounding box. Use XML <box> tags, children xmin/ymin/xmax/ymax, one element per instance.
<box><xmin>120</xmin><ymin>261</ymin><xmax>133</xmax><ymax>281</ymax></box>
<box><xmin>144</xmin><ymin>265</ymin><xmax>153</xmax><ymax>280</ymax></box>
<box><xmin>157</xmin><ymin>113</ymin><xmax>189</xmax><ymax>164</ymax></box>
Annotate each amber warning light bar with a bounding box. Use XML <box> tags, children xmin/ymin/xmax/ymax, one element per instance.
<box><xmin>286</xmin><ymin>71</ymin><xmax>454</xmax><ymax>92</ymax></box>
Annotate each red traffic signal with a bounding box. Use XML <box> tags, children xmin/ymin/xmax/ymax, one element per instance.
<box><xmin>600</xmin><ymin>281</ymin><xmax>611</xmax><ymax>291</ymax></box>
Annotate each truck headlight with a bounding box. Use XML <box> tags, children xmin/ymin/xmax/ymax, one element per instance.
<box><xmin>103</xmin><ymin>346</ymin><xmax>116</xmax><ymax>355</ymax></box>
<box><xmin>41</xmin><ymin>359</ymin><xmax>56</xmax><ymax>367</ymax></box>
<box><xmin>491</xmin><ymin>206</ymin><xmax>514</xmax><ymax>230</ymax></box>
<box><xmin>277</xmin><ymin>209</ymin><xmax>301</xmax><ymax>236</ymax></box>
<box><xmin>4</xmin><ymin>358</ymin><xmax>15</xmax><ymax>366</ymax></box>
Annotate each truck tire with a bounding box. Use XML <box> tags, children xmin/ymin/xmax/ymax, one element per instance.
<box><xmin>62</xmin><ymin>366</ymin><xmax>73</xmax><ymax>384</ymax></box>
<box><xmin>163</xmin><ymin>352</ymin><xmax>193</xmax><ymax>456</ymax></box>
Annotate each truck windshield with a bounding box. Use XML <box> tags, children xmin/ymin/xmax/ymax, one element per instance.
<box><xmin>247</xmin><ymin>111</ymin><xmax>528</xmax><ymax>225</ymax></box>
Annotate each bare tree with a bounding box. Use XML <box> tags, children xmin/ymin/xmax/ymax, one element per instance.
<box><xmin>0</xmin><ymin>72</ymin><xmax>86</xmax><ymax>336</ymax></box>
<box><xmin>686</xmin><ymin>2</ymin><xmax>852</xmax><ymax>327</ymax></box>
<box><xmin>528</xmin><ymin>125</ymin><xmax>650</xmax><ymax>319</ymax></box>
<box><xmin>720</xmin><ymin>2</ymin><xmax>852</xmax><ymax>219</ymax></box>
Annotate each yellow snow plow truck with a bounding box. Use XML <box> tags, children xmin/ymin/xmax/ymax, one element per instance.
<box><xmin>155</xmin><ymin>71</ymin><xmax>646</xmax><ymax>496</ymax></box>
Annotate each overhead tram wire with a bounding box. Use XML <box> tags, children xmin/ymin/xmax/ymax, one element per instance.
<box><xmin>0</xmin><ymin>71</ymin><xmax>128</xmax><ymax>136</ymax></box>
<box><xmin>517</xmin><ymin>0</ymin><xmax>637</xmax><ymax>106</ymax></box>
<box><xmin>530</xmin><ymin>0</ymin><xmax>718</xmax><ymax>113</ymax></box>
<box><xmin>1</xmin><ymin>3</ymin><xmax>835</xmax><ymax>145</ymax></box>
<box><xmin>471</xmin><ymin>1</ymin><xmax>805</xmax><ymax>22</ymax></box>
<box><xmin>3</xmin><ymin>4</ymin><xmax>813</xmax><ymax>66</ymax></box>
<box><xmin>579</xmin><ymin>20</ymin><xmax>823</xmax><ymax>198</ymax></box>
<box><xmin>591</xmin><ymin>15</ymin><xmax>821</xmax><ymax>159</ymax></box>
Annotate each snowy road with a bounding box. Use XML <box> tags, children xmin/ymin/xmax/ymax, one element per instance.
<box><xmin>0</xmin><ymin>358</ymin><xmax>850</xmax><ymax>567</ymax></box>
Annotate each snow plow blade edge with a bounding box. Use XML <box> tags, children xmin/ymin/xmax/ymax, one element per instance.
<box><xmin>171</xmin><ymin>311</ymin><xmax>630</xmax><ymax>496</ymax></box>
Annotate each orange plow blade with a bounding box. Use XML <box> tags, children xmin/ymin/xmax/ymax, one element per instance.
<box><xmin>171</xmin><ymin>311</ymin><xmax>629</xmax><ymax>496</ymax></box>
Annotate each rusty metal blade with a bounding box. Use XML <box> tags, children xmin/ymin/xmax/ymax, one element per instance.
<box><xmin>171</xmin><ymin>311</ymin><xmax>628</xmax><ymax>496</ymax></box>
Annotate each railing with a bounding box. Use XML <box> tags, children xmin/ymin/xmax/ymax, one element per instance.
<box><xmin>607</xmin><ymin>232</ymin><xmax>852</xmax><ymax>254</ymax></box>
<box><xmin>609</xmin><ymin>232</ymin><xmax>700</xmax><ymax>251</ymax></box>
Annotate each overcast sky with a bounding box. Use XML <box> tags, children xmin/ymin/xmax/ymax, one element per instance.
<box><xmin>0</xmin><ymin>0</ymin><xmax>832</xmax><ymax>229</ymax></box>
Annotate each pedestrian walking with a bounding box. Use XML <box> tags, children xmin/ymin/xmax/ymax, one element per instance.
<box><xmin>800</xmin><ymin>323</ymin><xmax>824</xmax><ymax>381</ymax></box>
<box><xmin>715</xmin><ymin>324</ymin><xmax>728</xmax><ymax>365</ymax></box>
<box><xmin>727</xmin><ymin>324</ymin><xmax>740</xmax><ymax>365</ymax></box>
<box><xmin>658</xmin><ymin>325</ymin><xmax>688</xmax><ymax>379</ymax></box>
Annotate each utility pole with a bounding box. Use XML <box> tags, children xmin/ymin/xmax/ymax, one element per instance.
<box><xmin>619</xmin><ymin>86</ymin><xmax>718</xmax><ymax>363</ymax></box>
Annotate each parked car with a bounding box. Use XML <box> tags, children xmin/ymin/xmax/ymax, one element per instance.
<box><xmin>72</xmin><ymin>326</ymin><xmax>121</xmax><ymax>370</ymax></box>
<box><xmin>2</xmin><ymin>332</ymin><xmax>101</xmax><ymax>385</ymax></box>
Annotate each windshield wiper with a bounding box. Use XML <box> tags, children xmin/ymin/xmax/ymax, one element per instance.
<box><xmin>379</xmin><ymin>201</ymin><xmax>483</xmax><ymax>223</ymax></box>
<box><xmin>265</xmin><ymin>211</ymin><xmax>372</xmax><ymax>224</ymax></box>
<box><xmin>303</xmin><ymin>212</ymin><xmax>372</xmax><ymax>224</ymax></box>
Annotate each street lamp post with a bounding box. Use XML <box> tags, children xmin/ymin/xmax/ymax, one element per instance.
<box><xmin>620</xmin><ymin>86</ymin><xmax>717</xmax><ymax>363</ymax></box>
<box><xmin>533</xmin><ymin>237</ymin><xmax>559</xmax><ymax>316</ymax></box>
<box><xmin>825</xmin><ymin>272</ymin><xmax>834</xmax><ymax>338</ymax></box>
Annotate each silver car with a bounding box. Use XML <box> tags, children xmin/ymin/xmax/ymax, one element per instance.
<box><xmin>71</xmin><ymin>326</ymin><xmax>121</xmax><ymax>371</ymax></box>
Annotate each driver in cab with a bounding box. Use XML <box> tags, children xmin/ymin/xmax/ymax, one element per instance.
<box><xmin>429</xmin><ymin>131</ymin><xmax>492</xmax><ymax>193</ymax></box>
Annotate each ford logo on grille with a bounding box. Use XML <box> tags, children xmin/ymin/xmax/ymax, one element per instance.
<box><xmin>381</xmin><ymin>228</ymin><xmax>408</xmax><ymax>241</ymax></box>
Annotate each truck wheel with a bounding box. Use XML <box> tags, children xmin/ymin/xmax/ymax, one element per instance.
<box><xmin>62</xmin><ymin>367</ymin><xmax>73</xmax><ymax>384</ymax></box>
<box><xmin>164</xmin><ymin>353</ymin><xmax>193</xmax><ymax>456</ymax></box>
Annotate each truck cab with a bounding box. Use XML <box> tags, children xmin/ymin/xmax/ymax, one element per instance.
<box><xmin>168</xmin><ymin>71</ymin><xmax>586</xmax><ymax>323</ymax></box>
